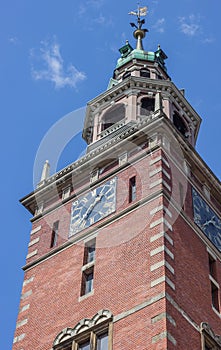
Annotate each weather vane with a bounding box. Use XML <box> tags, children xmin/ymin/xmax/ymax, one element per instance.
<box><xmin>129</xmin><ymin>4</ymin><xmax>148</xmax><ymax>29</ymax></box>
<box><xmin>128</xmin><ymin>4</ymin><xmax>148</xmax><ymax>50</ymax></box>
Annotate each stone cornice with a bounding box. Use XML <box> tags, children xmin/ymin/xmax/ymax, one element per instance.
<box><xmin>20</xmin><ymin>114</ymin><xmax>220</xmax><ymax>218</ymax></box>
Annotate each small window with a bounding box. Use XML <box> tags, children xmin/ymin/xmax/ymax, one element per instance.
<box><xmin>84</xmin><ymin>240</ymin><xmax>96</xmax><ymax>265</ymax></box>
<box><xmin>50</xmin><ymin>221</ymin><xmax>59</xmax><ymax>248</ymax></box>
<box><xmin>129</xmin><ymin>176</ymin><xmax>136</xmax><ymax>203</ymax></box>
<box><xmin>62</xmin><ymin>186</ymin><xmax>71</xmax><ymax>200</ymax></box>
<box><xmin>179</xmin><ymin>182</ymin><xmax>184</xmax><ymax>208</ymax></box>
<box><xmin>211</xmin><ymin>281</ymin><xmax>219</xmax><ymax>311</ymax></box>
<box><xmin>81</xmin><ymin>267</ymin><xmax>94</xmax><ymax>296</ymax></box>
<box><xmin>140</xmin><ymin>68</ymin><xmax>150</xmax><ymax>78</ymax></box>
<box><xmin>208</xmin><ymin>255</ymin><xmax>216</xmax><ymax>279</ymax></box>
<box><xmin>173</xmin><ymin>111</ymin><xmax>188</xmax><ymax>137</ymax></box>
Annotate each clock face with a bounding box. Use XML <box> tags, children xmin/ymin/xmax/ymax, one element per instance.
<box><xmin>192</xmin><ymin>188</ymin><xmax>221</xmax><ymax>252</ymax></box>
<box><xmin>69</xmin><ymin>178</ymin><xmax>117</xmax><ymax>236</ymax></box>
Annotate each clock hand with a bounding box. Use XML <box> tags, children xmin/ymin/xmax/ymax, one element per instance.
<box><xmin>82</xmin><ymin>194</ymin><xmax>104</xmax><ymax>221</ymax></box>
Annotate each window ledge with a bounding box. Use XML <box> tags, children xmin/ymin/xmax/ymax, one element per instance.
<box><xmin>82</xmin><ymin>261</ymin><xmax>95</xmax><ymax>272</ymax></box>
<box><xmin>209</xmin><ymin>274</ymin><xmax>219</xmax><ymax>288</ymax></box>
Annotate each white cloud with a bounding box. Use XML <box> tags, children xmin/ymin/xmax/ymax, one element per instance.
<box><xmin>9</xmin><ymin>36</ymin><xmax>19</xmax><ymax>45</ymax></box>
<box><xmin>202</xmin><ymin>37</ymin><xmax>215</xmax><ymax>44</ymax></box>
<box><xmin>152</xmin><ymin>18</ymin><xmax>165</xmax><ymax>33</ymax></box>
<box><xmin>179</xmin><ymin>15</ymin><xmax>201</xmax><ymax>37</ymax></box>
<box><xmin>31</xmin><ymin>39</ymin><xmax>86</xmax><ymax>89</ymax></box>
<box><xmin>78</xmin><ymin>0</ymin><xmax>104</xmax><ymax>16</ymax></box>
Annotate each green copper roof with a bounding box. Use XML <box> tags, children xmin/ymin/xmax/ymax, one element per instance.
<box><xmin>116</xmin><ymin>43</ymin><xmax>168</xmax><ymax>72</ymax></box>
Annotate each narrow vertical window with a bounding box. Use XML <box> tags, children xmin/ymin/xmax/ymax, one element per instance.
<box><xmin>81</xmin><ymin>239</ymin><xmax>96</xmax><ymax>297</ymax></box>
<box><xmin>81</xmin><ymin>267</ymin><xmax>94</xmax><ymax>296</ymax></box>
<box><xmin>211</xmin><ymin>282</ymin><xmax>219</xmax><ymax>311</ymax></box>
<box><xmin>50</xmin><ymin>221</ymin><xmax>59</xmax><ymax>248</ymax></box>
<box><xmin>179</xmin><ymin>182</ymin><xmax>184</xmax><ymax>208</ymax></box>
<box><xmin>129</xmin><ymin>176</ymin><xmax>136</xmax><ymax>203</ymax></box>
<box><xmin>208</xmin><ymin>254</ymin><xmax>216</xmax><ymax>279</ymax></box>
<box><xmin>84</xmin><ymin>240</ymin><xmax>96</xmax><ymax>265</ymax></box>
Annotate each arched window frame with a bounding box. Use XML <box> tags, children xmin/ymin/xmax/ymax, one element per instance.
<box><xmin>100</xmin><ymin>103</ymin><xmax>125</xmax><ymax>132</ymax></box>
<box><xmin>53</xmin><ymin>310</ymin><xmax>113</xmax><ymax>350</ymax></box>
<box><xmin>138</xmin><ymin>96</ymin><xmax>155</xmax><ymax>117</ymax></box>
<box><xmin>140</xmin><ymin>68</ymin><xmax>150</xmax><ymax>78</ymax></box>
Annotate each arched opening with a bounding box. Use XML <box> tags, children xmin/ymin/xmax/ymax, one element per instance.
<box><xmin>140</xmin><ymin>69</ymin><xmax>150</xmax><ymax>78</ymax></box>
<box><xmin>140</xmin><ymin>97</ymin><xmax>155</xmax><ymax>116</ymax></box>
<box><xmin>101</xmin><ymin>104</ymin><xmax>125</xmax><ymax>131</ymax></box>
<box><xmin>173</xmin><ymin>111</ymin><xmax>188</xmax><ymax>137</ymax></box>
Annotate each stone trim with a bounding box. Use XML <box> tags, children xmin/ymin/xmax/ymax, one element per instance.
<box><xmin>28</xmin><ymin>237</ymin><xmax>40</xmax><ymax>247</ymax></box>
<box><xmin>30</xmin><ymin>225</ymin><xmax>41</xmax><ymax>235</ymax></box>
<box><xmin>20</xmin><ymin>304</ymin><xmax>30</xmax><ymax>313</ymax></box>
<box><xmin>113</xmin><ymin>292</ymin><xmax>166</xmax><ymax>323</ymax></box>
<box><xmin>53</xmin><ymin>310</ymin><xmax>113</xmax><ymax>346</ymax></box>
<box><xmin>23</xmin><ymin>276</ymin><xmax>34</xmax><ymax>287</ymax></box>
<box><xmin>166</xmin><ymin>293</ymin><xmax>199</xmax><ymax>331</ymax></box>
<box><xmin>13</xmin><ymin>333</ymin><xmax>25</xmax><ymax>344</ymax></box>
<box><xmin>151</xmin><ymin>312</ymin><xmax>176</xmax><ymax>327</ymax></box>
<box><xmin>21</xmin><ymin>290</ymin><xmax>32</xmax><ymax>300</ymax></box>
<box><xmin>150</xmin><ymin>276</ymin><xmax>175</xmax><ymax>290</ymax></box>
<box><xmin>16</xmin><ymin>318</ymin><xmax>28</xmax><ymax>329</ymax></box>
<box><xmin>26</xmin><ymin>250</ymin><xmax>38</xmax><ymax>259</ymax></box>
<box><xmin>152</xmin><ymin>331</ymin><xmax>176</xmax><ymax>345</ymax></box>
<box><xmin>150</xmin><ymin>231</ymin><xmax>173</xmax><ymax>246</ymax></box>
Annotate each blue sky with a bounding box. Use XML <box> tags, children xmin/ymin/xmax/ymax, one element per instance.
<box><xmin>1</xmin><ymin>1</ymin><xmax>221</xmax><ymax>349</ymax></box>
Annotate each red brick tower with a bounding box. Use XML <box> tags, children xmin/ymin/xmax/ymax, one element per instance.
<box><xmin>13</xmin><ymin>6</ymin><xmax>221</xmax><ymax>350</ymax></box>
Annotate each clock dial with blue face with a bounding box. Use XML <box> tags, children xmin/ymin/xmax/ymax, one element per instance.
<box><xmin>192</xmin><ymin>188</ymin><xmax>221</xmax><ymax>252</ymax></box>
<box><xmin>69</xmin><ymin>178</ymin><xmax>117</xmax><ymax>236</ymax></box>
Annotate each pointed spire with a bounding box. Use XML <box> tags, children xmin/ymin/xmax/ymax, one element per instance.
<box><xmin>129</xmin><ymin>4</ymin><xmax>148</xmax><ymax>50</ymax></box>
